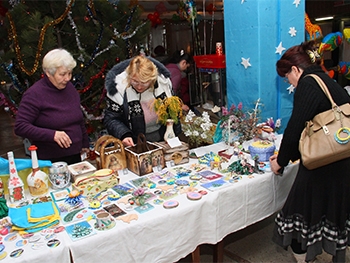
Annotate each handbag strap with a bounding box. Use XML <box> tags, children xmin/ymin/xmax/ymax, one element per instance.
<box><xmin>304</xmin><ymin>74</ymin><xmax>338</xmax><ymax>108</ymax></box>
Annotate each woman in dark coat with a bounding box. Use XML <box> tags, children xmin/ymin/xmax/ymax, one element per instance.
<box><xmin>104</xmin><ymin>55</ymin><xmax>181</xmax><ymax>146</ymax></box>
<box><xmin>270</xmin><ymin>40</ymin><xmax>350</xmax><ymax>262</ymax></box>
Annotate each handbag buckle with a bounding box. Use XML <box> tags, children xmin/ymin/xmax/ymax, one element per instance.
<box><xmin>322</xmin><ymin>125</ymin><xmax>330</xmax><ymax>135</ymax></box>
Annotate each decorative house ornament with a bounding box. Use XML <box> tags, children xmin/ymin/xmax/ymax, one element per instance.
<box><xmin>27</xmin><ymin>145</ymin><xmax>49</xmax><ymax>196</ymax></box>
<box><xmin>7</xmin><ymin>151</ymin><xmax>26</xmax><ymax>203</ymax></box>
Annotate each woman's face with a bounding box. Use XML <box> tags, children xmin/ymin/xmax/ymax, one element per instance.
<box><xmin>179</xmin><ymin>60</ymin><xmax>190</xmax><ymax>72</ymax></box>
<box><xmin>47</xmin><ymin>66</ymin><xmax>72</xmax><ymax>90</ymax></box>
<box><xmin>130</xmin><ymin>75</ymin><xmax>151</xmax><ymax>93</ymax></box>
<box><xmin>285</xmin><ymin>66</ymin><xmax>303</xmax><ymax>87</ymax></box>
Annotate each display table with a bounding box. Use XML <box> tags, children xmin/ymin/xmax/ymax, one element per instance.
<box><xmin>68</xmin><ymin>143</ymin><xmax>298</xmax><ymax>263</ymax></box>
<box><xmin>3</xmin><ymin>142</ymin><xmax>298</xmax><ymax>263</ymax></box>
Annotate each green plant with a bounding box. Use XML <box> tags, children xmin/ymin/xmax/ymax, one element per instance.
<box><xmin>152</xmin><ymin>96</ymin><xmax>183</xmax><ymax>125</ymax></box>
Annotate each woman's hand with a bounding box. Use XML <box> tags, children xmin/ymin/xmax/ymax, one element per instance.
<box><xmin>122</xmin><ymin>137</ymin><xmax>135</xmax><ymax>147</ymax></box>
<box><xmin>54</xmin><ymin>131</ymin><xmax>72</xmax><ymax>148</ymax></box>
<box><xmin>269</xmin><ymin>154</ymin><xmax>282</xmax><ymax>175</ymax></box>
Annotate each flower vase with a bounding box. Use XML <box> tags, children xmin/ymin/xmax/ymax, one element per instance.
<box><xmin>164</xmin><ymin>119</ymin><xmax>175</xmax><ymax>142</ymax></box>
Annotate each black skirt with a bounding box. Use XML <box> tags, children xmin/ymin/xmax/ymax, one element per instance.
<box><xmin>273</xmin><ymin>158</ymin><xmax>350</xmax><ymax>262</ymax></box>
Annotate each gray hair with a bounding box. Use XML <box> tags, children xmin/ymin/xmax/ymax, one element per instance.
<box><xmin>42</xmin><ymin>48</ymin><xmax>77</xmax><ymax>75</ymax></box>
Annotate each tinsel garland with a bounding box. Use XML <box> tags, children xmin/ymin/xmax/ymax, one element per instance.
<box><xmin>78</xmin><ymin>60</ymin><xmax>108</xmax><ymax>94</ymax></box>
<box><xmin>6</xmin><ymin>0</ymin><xmax>75</xmax><ymax>76</ymax></box>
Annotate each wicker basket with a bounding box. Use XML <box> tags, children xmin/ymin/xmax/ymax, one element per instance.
<box><xmin>94</xmin><ymin>135</ymin><xmax>127</xmax><ymax>171</ymax></box>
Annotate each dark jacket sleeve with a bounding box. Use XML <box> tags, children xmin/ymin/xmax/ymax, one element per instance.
<box><xmin>103</xmin><ymin>107</ymin><xmax>133</xmax><ymax>141</ymax></box>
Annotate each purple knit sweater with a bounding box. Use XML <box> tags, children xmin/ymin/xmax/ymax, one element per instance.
<box><xmin>14</xmin><ymin>75</ymin><xmax>89</xmax><ymax>160</ymax></box>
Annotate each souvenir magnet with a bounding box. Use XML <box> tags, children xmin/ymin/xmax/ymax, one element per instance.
<box><xmin>187</xmin><ymin>192</ymin><xmax>202</xmax><ymax>200</ymax></box>
<box><xmin>0</xmin><ymin>244</ymin><xmax>4</xmax><ymax>253</ymax></box>
<box><xmin>47</xmin><ymin>239</ymin><xmax>60</xmax><ymax>248</ymax></box>
<box><xmin>28</xmin><ymin>234</ymin><xmax>41</xmax><ymax>243</ymax></box>
<box><xmin>163</xmin><ymin>200</ymin><xmax>179</xmax><ymax>209</ymax></box>
<box><xmin>0</xmin><ymin>251</ymin><xmax>6</xmax><ymax>260</ymax></box>
<box><xmin>10</xmin><ymin>248</ymin><xmax>23</xmax><ymax>258</ymax></box>
<box><xmin>16</xmin><ymin>239</ymin><xmax>28</xmax><ymax>247</ymax></box>
<box><xmin>4</xmin><ymin>233</ymin><xmax>17</xmax><ymax>242</ymax></box>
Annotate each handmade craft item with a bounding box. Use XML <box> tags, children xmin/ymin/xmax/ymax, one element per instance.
<box><xmin>125</xmin><ymin>134</ymin><xmax>165</xmax><ymax>176</ymax></box>
<box><xmin>7</xmin><ymin>152</ymin><xmax>26</xmax><ymax>203</ymax></box>
<box><xmin>94</xmin><ymin>135</ymin><xmax>127</xmax><ymax>171</ymax></box>
<box><xmin>68</xmin><ymin>161</ymin><xmax>96</xmax><ymax>183</ymax></box>
<box><xmin>26</xmin><ymin>145</ymin><xmax>49</xmax><ymax>196</ymax></box>
<box><xmin>153</xmin><ymin>141</ymin><xmax>189</xmax><ymax>165</ymax></box>
<box><xmin>299</xmin><ymin>74</ymin><xmax>350</xmax><ymax>169</ymax></box>
<box><xmin>73</xmin><ymin>169</ymin><xmax>119</xmax><ymax>197</ymax></box>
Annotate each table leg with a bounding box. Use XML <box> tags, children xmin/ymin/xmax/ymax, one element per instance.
<box><xmin>191</xmin><ymin>246</ymin><xmax>200</xmax><ymax>263</ymax></box>
<box><xmin>213</xmin><ymin>240</ymin><xmax>224</xmax><ymax>263</ymax></box>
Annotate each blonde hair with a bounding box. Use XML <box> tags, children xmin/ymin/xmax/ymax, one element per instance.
<box><xmin>42</xmin><ymin>48</ymin><xmax>77</xmax><ymax>75</ymax></box>
<box><xmin>126</xmin><ymin>56</ymin><xmax>157</xmax><ymax>88</ymax></box>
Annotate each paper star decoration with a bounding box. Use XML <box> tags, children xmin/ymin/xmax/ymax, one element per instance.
<box><xmin>241</xmin><ymin>0</ymin><xmax>246</xmax><ymax>4</ymax></box>
<box><xmin>293</xmin><ymin>0</ymin><xmax>301</xmax><ymax>7</ymax></box>
<box><xmin>241</xmin><ymin>57</ymin><xmax>251</xmax><ymax>69</ymax></box>
<box><xmin>287</xmin><ymin>84</ymin><xmax>296</xmax><ymax>94</ymax></box>
<box><xmin>289</xmin><ymin>27</ymin><xmax>297</xmax><ymax>37</ymax></box>
<box><xmin>275</xmin><ymin>42</ymin><xmax>286</xmax><ymax>55</ymax></box>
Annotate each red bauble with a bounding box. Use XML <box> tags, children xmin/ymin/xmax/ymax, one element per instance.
<box><xmin>41</xmin><ymin>73</ymin><xmax>44</xmax><ymax>78</ymax></box>
<box><xmin>84</xmin><ymin>16</ymin><xmax>90</xmax><ymax>22</ymax></box>
<box><xmin>115</xmin><ymin>57</ymin><xmax>120</xmax><ymax>63</ymax></box>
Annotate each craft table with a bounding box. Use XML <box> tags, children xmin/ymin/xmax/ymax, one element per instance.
<box><xmin>67</xmin><ymin>142</ymin><xmax>298</xmax><ymax>263</ymax></box>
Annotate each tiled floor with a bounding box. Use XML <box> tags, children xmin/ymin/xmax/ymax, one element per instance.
<box><xmin>1</xmin><ymin>109</ymin><xmax>348</xmax><ymax>263</ymax></box>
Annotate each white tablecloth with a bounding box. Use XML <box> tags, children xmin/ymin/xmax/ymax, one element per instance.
<box><xmin>68</xmin><ymin>143</ymin><xmax>298</xmax><ymax>263</ymax></box>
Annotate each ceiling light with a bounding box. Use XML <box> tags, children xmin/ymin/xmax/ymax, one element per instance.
<box><xmin>315</xmin><ymin>16</ymin><xmax>334</xmax><ymax>21</ymax></box>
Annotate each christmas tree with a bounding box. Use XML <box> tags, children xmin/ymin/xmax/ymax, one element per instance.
<box><xmin>0</xmin><ymin>0</ymin><xmax>151</xmax><ymax>141</ymax></box>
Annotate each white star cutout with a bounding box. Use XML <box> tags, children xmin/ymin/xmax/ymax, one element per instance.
<box><xmin>293</xmin><ymin>0</ymin><xmax>301</xmax><ymax>7</ymax></box>
<box><xmin>241</xmin><ymin>57</ymin><xmax>251</xmax><ymax>69</ymax></box>
<box><xmin>287</xmin><ymin>84</ymin><xmax>296</xmax><ymax>94</ymax></box>
<box><xmin>275</xmin><ymin>42</ymin><xmax>286</xmax><ymax>55</ymax></box>
<box><xmin>289</xmin><ymin>27</ymin><xmax>297</xmax><ymax>37</ymax></box>
<box><xmin>241</xmin><ymin>0</ymin><xmax>246</xmax><ymax>4</ymax></box>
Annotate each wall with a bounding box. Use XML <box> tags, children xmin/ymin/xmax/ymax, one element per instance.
<box><xmin>224</xmin><ymin>0</ymin><xmax>305</xmax><ymax>132</ymax></box>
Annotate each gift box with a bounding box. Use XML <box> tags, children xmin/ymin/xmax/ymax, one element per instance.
<box><xmin>125</xmin><ymin>135</ymin><xmax>165</xmax><ymax>176</ymax></box>
<box><xmin>153</xmin><ymin>141</ymin><xmax>189</xmax><ymax>165</ymax></box>
<box><xmin>68</xmin><ymin>161</ymin><xmax>97</xmax><ymax>183</ymax></box>
<box><xmin>73</xmin><ymin>169</ymin><xmax>119</xmax><ymax>197</ymax></box>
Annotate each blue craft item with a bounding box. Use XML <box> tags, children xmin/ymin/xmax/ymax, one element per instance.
<box><xmin>9</xmin><ymin>206</ymin><xmax>48</xmax><ymax>229</ymax></box>
<box><xmin>0</xmin><ymin>157</ymin><xmax>52</xmax><ymax>175</ymax></box>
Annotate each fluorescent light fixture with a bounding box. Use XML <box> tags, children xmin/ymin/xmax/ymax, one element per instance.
<box><xmin>315</xmin><ymin>16</ymin><xmax>334</xmax><ymax>21</ymax></box>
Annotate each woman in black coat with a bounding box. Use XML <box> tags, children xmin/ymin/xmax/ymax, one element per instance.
<box><xmin>270</xmin><ymin>41</ymin><xmax>350</xmax><ymax>262</ymax></box>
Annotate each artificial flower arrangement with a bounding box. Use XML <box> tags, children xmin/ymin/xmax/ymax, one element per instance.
<box><xmin>214</xmin><ymin>100</ymin><xmax>261</xmax><ymax>144</ymax></box>
<box><xmin>131</xmin><ymin>188</ymin><xmax>147</xmax><ymax>206</ymax></box>
<box><xmin>152</xmin><ymin>96</ymin><xmax>183</xmax><ymax>125</ymax></box>
<box><xmin>255</xmin><ymin>117</ymin><xmax>282</xmax><ymax>142</ymax></box>
<box><xmin>182</xmin><ymin>110</ymin><xmax>215</xmax><ymax>147</ymax></box>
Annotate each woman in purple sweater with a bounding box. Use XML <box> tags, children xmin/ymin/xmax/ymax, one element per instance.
<box><xmin>14</xmin><ymin>49</ymin><xmax>89</xmax><ymax>164</ymax></box>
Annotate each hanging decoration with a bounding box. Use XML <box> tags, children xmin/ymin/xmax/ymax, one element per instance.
<box><xmin>147</xmin><ymin>11</ymin><xmax>162</xmax><ymax>28</ymax></box>
<box><xmin>78</xmin><ymin>61</ymin><xmax>108</xmax><ymax>94</ymax></box>
<box><xmin>124</xmin><ymin>6</ymin><xmax>137</xmax><ymax>58</ymax></box>
<box><xmin>305</xmin><ymin>13</ymin><xmax>322</xmax><ymax>41</ymax></box>
<box><xmin>318</xmin><ymin>32</ymin><xmax>342</xmax><ymax>55</ymax></box>
<box><xmin>343</xmin><ymin>28</ymin><xmax>350</xmax><ymax>44</ymax></box>
<box><xmin>6</xmin><ymin>0</ymin><xmax>75</xmax><ymax>76</ymax></box>
<box><xmin>338</xmin><ymin>61</ymin><xmax>350</xmax><ymax>80</ymax></box>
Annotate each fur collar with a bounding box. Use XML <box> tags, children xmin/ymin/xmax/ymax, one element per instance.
<box><xmin>105</xmin><ymin>56</ymin><xmax>171</xmax><ymax>96</ymax></box>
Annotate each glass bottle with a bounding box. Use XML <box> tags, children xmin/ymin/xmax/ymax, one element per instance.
<box><xmin>27</xmin><ymin>145</ymin><xmax>49</xmax><ymax>196</ymax></box>
<box><xmin>7</xmin><ymin>151</ymin><xmax>26</xmax><ymax>203</ymax></box>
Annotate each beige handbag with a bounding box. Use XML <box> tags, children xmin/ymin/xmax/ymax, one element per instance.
<box><xmin>94</xmin><ymin>135</ymin><xmax>127</xmax><ymax>171</ymax></box>
<box><xmin>299</xmin><ymin>74</ymin><xmax>350</xmax><ymax>169</ymax></box>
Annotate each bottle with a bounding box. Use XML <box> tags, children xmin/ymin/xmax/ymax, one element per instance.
<box><xmin>27</xmin><ymin>145</ymin><xmax>49</xmax><ymax>196</ymax></box>
<box><xmin>7</xmin><ymin>151</ymin><xmax>26</xmax><ymax>203</ymax></box>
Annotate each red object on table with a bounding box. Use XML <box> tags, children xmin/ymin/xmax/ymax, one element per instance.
<box><xmin>193</xmin><ymin>55</ymin><xmax>226</xmax><ymax>69</ymax></box>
